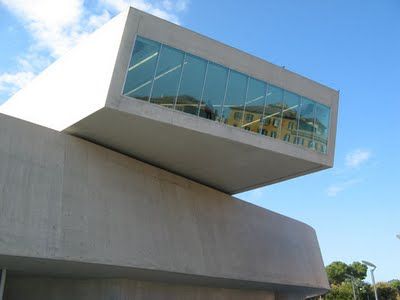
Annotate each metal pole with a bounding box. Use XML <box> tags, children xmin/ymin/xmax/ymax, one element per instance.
<box><xmin>345</xmin><ymin>274</ymin><xmax>357</xmax><ymax>300</ymax></box>
<box><xmin>371</xmin><ymin>269</ymin><xmax>378</xmax><ymax>300</ymax></box>
<box><xmin>351</xmin><ymin>278</ymin><xmax>357</xmax><ymax>300</ymax></box>
<box><xmin>0</xmin><ymin>269</ymin><xmax>7</xmax><ymax>300</ymax></box>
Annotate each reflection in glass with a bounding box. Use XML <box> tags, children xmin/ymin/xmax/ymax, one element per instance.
<box><xmin>175</xmin><ymin>54</ymin><xmax>207</xmax><ymax>116</ymax></box>
<box><xmin>123</xmin><ymin>36</ymin><xmax>332</xmax><ymax>154</ymax></box>
<box><xmin>260</xmin><ymin>85</ymin><xmax>283</xmax><ymax>138</ymax></box>
<box><xmin>279</xmin><ymin>91</ymin><xmax>300</xmax><ymax>143</ymax></box>
<box><xmin>200</xmin><ymin>62</ymin><xmax>228</xmax><ymax>120</ymax></box>
<box><xmin>123</xmin><ymin>37</ymin><xmax>160</xmax><ymax>101</ymax></box>
<box><xmin>298</xmin><ymin>98</ymin><xmax>315</xmax><ymax>146</ymax></box>
<box><xmin>283</xmin><ymin>134</ymin><xmax>291</xmax><ymax>142</ymax></box>
<box><xmin>241</xmin><ymin>78</ymin><xmax>266</xmax><ymax>133</ymax></box>
<box><xmin>314</xmin><ymin>103</ymin><xmax>330</xmax><ymax>153</ymax></box>
<box><xmin>150</xmin><ymin>45</ymin><xmax>184</xmax><ymax>107</ymax></box>
<box><xmin>222</xmin><ymin>70</ymin><xmax>248</xmax><ymax>126</ymax></box>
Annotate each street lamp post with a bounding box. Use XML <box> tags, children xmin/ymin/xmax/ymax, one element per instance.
<box><xmin>362</xmin><ymin>260</ymin><xmax>378</xmax><ymax>300</ymax></box>
<box><xmin>345</xmin><ymin>274</ymin><xmax>357</xmax><ymax>300</ymax></box>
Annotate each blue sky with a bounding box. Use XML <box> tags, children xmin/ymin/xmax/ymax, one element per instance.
<box><xmin>0</xmin><ymin>0</ymin><xmax>399</xmax><ymax>282</ymax></box>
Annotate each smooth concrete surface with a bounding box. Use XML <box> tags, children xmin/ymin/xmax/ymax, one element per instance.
<box><xmin>4</xmin><ymin>277</ymin><xmax>280</xmax><ymax>300</ymax></box>
<box><xmin>0</xmin><ymin>269</ymin><xmax>6</xmax><ymax>300</ymax></box>
<box><xmin>67</xmin><ymin>106</ymin><xmax>327</xmax><ymax>194</ymax></box>
<box><xmin>0</xmin><ymin>113</ymin><xmax>329</xmax><ymax>296</ymax></box>
<box><xmin>0</xmin><ymin>254</ymin><xmax>323</xmax><ymax>296</ymax></box>
<box><xmin>0</xmin><ymin>7</ymin><xmax>338</xmax><ymax>194</ymax></box>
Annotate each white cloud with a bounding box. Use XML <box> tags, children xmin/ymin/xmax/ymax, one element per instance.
<box><xmin>87</xmin><ymin>10</ymin><xmax>112</xmax><ymax>30</ymax></box>
<box><xmin>0</xmin><ymin>0</ymin><xmax>188</xmax><ymax>100</ymax></box>
<box><xmin>345</xmin><ymin>149</ymin><xmax>372</xmax><ymax>168</ymax></box>
<box><xmin>175</xmin><ymin>0</ymin><xmax>188</xmax><ymax>12</ymax></box>
<box><xmin>0</xmin><ymin>72</ymin><xmax>36</xmax><ymax>94</ymax></box>
<box><xmin>162</xmin><ymin>0</ymin><xmax>174</xmax><ymax>11</ymax></box>
<box><xmin>326</xmin><ymin>178</ymin><xmax>362</xmax><ymax>197</ymax></box>
<box><xmin>325</xmin><ymin>148</ymin><xmax>372</xmax><ymax>197</ymax></box>
<box><xmin>0</xmin><ymin>0</ymin><xmax>86</xmax><ymax>58</ymax></box>
<box><xmin>162</xmin><ymin>0</ymin><xmax>188</xmax><ymax>12</ymax></box>
<box><xmin>99</xmin><ymin>0</ymin><xmax>188</xmax><ymax>24</ymax></box>
<box><xmin>17</xmin><ymin>52</ymin><xmax>53</xmax><ymax>73</ymax></box>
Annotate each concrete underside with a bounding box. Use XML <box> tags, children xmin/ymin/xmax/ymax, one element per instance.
<box><xmin>0</xmin><ymin>113</ymin><xmax>329</xmax><ymax>299</ymax></box>
<box><xmin>4</xmin><ymin>276</ymin><xmax>306</xmax><ymax>300</ymax></box>
<box><xmin>66</xmin><ymin>105</ymin><xmax>327</xmax><ymax>194</ymax></box>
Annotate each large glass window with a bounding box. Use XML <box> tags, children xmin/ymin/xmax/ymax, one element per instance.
<box><xmin>175</xmin><ymin>54</ymin><xmax>207</xmax><ymax>116</ymax></box>
<box><xmin>298</xmin><ymin>98</ymin><xmax>316</xmax><ymax>146</ymax></box>
<box><xmin>199</xmin><ymin>62</ymin><xmax>228</xmax><ymax>121</ymax></box>
<box><xmin>280</xmin><ymin>91</ymin><xmax>301</xmax><ymax>143</ymax></box>
<box><xmin>242</xmin><ymin>78</ymin><xmax>266</xmax><ymax>133</ymax></box>
<box><xmin>314</xmin><ymin>103</ymin><xmax>330</xmax><ymax>154</ymax></box>
<box><xmin>150</xmin><ymin>45</ymin><xmax>184</xmax><ymax>108</ymax></box>
<box><xmin>221</xmin><ymin>70</ymin><xmax>248</xmax><ymax>126</ymax></box>
<box><xmin>123</xmin><ymin>37</ymin><xmax>160</xmax><ymax>101</ymax></box>
<box><xmin>261</xmin><ymin>85</ymin><xmax>283</xmax><ymax>138</ymax></box>
<box><xmin>123</xmin><ymin>36</ymin><xmax>332</xmax><ymax>154</ymax></box>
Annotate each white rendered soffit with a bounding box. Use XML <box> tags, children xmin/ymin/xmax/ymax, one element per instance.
<box><xmin>0</xmin><ymin>9</ymin><xmax>129</xmax><ymax>131</ymax></box>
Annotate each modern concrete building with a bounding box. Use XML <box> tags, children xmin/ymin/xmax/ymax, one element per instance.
<box><xmin>0</xmin><ymin>7</ymin><xmax>338</xmax><ymax>300</ymax></box>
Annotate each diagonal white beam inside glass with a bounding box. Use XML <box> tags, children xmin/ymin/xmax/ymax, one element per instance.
<box><xmin>125</xmin><ymin>80</ymin><xmax>152</xmax><ymax>96</ymax></box>
<box><xmin>155</xmin><ymin>64</ymin><xmax>182</xmax><ymax>80</ymax></box>
<box><xmin>128</xmin><ymin>52</ymin><xmax>158</xmax><ymax>71</ymax></box>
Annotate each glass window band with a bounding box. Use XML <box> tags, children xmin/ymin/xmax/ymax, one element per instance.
<box><xmin>123</xmin><ymin>35</ymin><xmax>331</xmax><ymax>154</ymax></box>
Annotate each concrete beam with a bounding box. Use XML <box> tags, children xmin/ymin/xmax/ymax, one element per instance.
<box><xmin>5</xmin><ymin>277</ymin><xmax>278</xmax><ymax>300</ymax></box>
<box><xmin>0</xmin><ymin>269</ymin><xmax>6</xmax><ymax>300</ymax></box>
<box><xmin>0</xmin><ymin>113</ymin><xmax>329</xmax><ymax>295</ymax></box>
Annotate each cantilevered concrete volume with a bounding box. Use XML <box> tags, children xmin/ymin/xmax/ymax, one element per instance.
<box><xmin>0</xmin><ymin>7</ymin><xmax>338</xmax><ymax>300</ymax></box>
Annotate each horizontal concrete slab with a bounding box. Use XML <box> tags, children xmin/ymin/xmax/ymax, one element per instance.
<box><xmin>1</xmin><ymin>257</ymin><xmax>321</xmax><ymax>298</ymax></box>
<box><xmin>5</xmin><ymin>276</ymin><xmax>306</xmax><ymax>300</ymax></box>
<box><xmin>0</xmin><ymin>113</ymin><xmax>329</xmax><ymax>295</ymax></box>
<box><xmin>66</xmin><ymin>104</ymin><xmax>329</xmax><ymax>194</ymax></box>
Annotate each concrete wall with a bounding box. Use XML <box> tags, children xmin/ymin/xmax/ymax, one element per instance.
<box><xmin>4</xmin><ymin>277</ymin><xmax>278</xmax><ymax>300</ymax></box>
<box><xmin>4</xmin><ymin>276</ymin><xmax>302</xmax><ymax>300</ymax></box>
<box><xmin>0</xmin><ymin>113</ymin><xmax>329</xmax><ymax>296</ymax></box>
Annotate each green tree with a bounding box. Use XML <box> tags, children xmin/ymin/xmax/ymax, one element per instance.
<box><xmin>326</xmin><ymin>261</ymin><xmax>349</xmax><ymax>285</ymax></box>
<box><xmin>356</xmin><ymin>280</ymin><xmax>374</xmax><ymax>300</ymax></box>
<box><xmin>321</xmin><ymin>280</ymin><xmax>373</xmax><ymax>300</ymax></box>
<box><xmin>316</xmin><ymin>261</ymin><xmax>399</xmax><ymax>300</ymax></box>
<box><xmin>348</xmin><ymin>262</ymin><xmax>367</xmax><ymax>280</ymax></box>
<box><xmin>376</xmin><ymin>282</ymin><xmax>398</xmax><ymax>300</ymax></box>
<box><xmin>325</xmin><ymin>281</ymin><xmax>354</xmax><ymax>300</ymax></box>
<box><xmin>326</xmin><ymin>261</ymin><xmax>367</xmax><ymax>285</ymax></box>
<box><xmin>389</xmin><ymin>280</ymin><xmax>400</xmax><ymax>295</ymax></box>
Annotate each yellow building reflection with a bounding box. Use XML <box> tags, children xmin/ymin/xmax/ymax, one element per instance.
<box><xmin>225</xmin><ymin>104</ymin><xmax>328</xmax><ymax>154</ymax></box>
